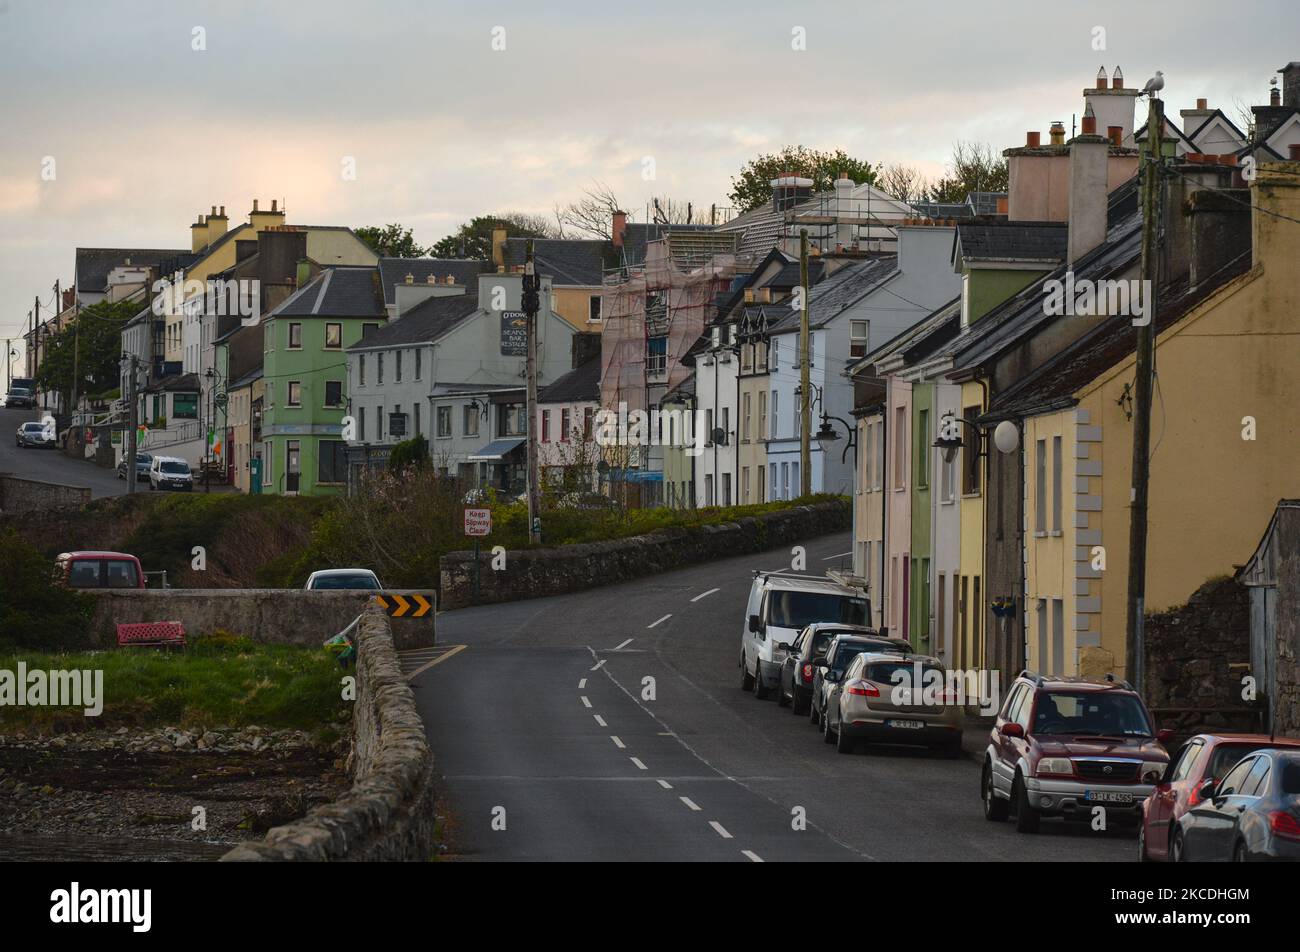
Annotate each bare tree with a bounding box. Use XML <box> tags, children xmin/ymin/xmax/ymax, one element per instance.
<box><xmin>879</xmin><ymin>163</ymin><xmax>929</xmax><ymax>204</ymax></box>
<box><xmin>558</xmin><ymin>181</ymin><xmax>623</xmax><ymax>239</ymax></box>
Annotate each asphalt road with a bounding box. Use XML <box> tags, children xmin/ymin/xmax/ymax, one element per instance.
<box><xmin>0</xmin><ymin>407</ymin><xmax>126</xmax><ymax>498</ymax></box>
<box><xmin>414</xmin><ymin>531</ymin><xmax>1136</xmax><ymax>862</ymax></box>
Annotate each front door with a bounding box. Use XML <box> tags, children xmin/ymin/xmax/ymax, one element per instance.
<box><xmin>286</xmin><ymin>440</ymin><xmax>301</xmax><ymax>493</ymax></box>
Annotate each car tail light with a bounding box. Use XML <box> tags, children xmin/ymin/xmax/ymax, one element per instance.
<box><xmin>801</xmin><ymin>663</ymin><xmax>814</xmax><ymax>683</ymax></box>
<box><xmin>1189</xmin><ymin>778</ymin><xmax>1213</xmax><ymax>807</ymax></box>
<box><xmin>1269</xmin><ymin>811</ymin><xmax>1300</xmax><ymax>842</ymax></box>
<box><xmin>846</xmin><ymin>681</ymin><xmax>879</xmax><ymax>698</ymax></box>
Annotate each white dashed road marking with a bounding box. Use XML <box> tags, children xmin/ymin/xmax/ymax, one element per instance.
<box><xmin>578</xmin><ymin>678</ymin><xmax>587</xmax><ymax>689</ymax></box>
<box><xmin>630</xmin><ymin>757</ymin><xmax>647</xmax><ymax>770</ymax></box>
<box><xmin>613</xmin><ymin>638</ymin><xmax>633</xmax><ymax>650</ymax></box>
<box><xmin>589</xmin><ymin>660</ymin><xmax>606</xmax><ymax>671</ymax></box>
<box><xmin>709</xmin><ymin>821</ymin><xmax>733</xmax><ymax>839</ymax></box>
<box><xmin>593</xmin><ymin>714</ymin><xmax>606</xmax><ymax>727</ymax></box>
<box><xmin>647</xmin><ymin>614</ymin><xmax>672</xmax><ymax>629</ymax></box>
<box><xmin>742</xmin><ymin>850</ymin><xmax>764</xmax><ymax>862</ymax></box>
<box><xmin>690</xmin><ymin>588</ymin><xmax>720</xmax><ymax>602</ymax></box>
<box><xmin>610</xmin><ymin>736</ymin><xmax>625</xmax><ymax>749</ymax></box>
<box><xmin>656</xmin><ymin>779</ymin><xmax>673</xmax><ymax>790</ymax></box>
<box><xmin>680</xmin><ymin>797</ymin><xmax>701</xmax><ymax>811</ymax></box>
<box><xmin>580</xmin><ymin>696</ymin><xmax>591</xmax><ymax>708</ymax></box>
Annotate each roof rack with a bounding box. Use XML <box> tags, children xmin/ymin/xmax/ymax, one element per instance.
<box><xmin>1018</xmin><ymin>669</ymin><xmax>1046</xmax><ymax>687</ymax></box>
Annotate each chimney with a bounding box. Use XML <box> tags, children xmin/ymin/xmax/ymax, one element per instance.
<box><xmin>405</xmin><ymin>272</ymin><xmax>414</xmax><ymax>284</ymax></box>
<box><xmin>1096</xmin><ymin>66</ymin><xmax>1108</xmax><ymax>90</ymax></box>
<box><xmin>771</xmin><ymin>174</ymin><xmax>814</xmax><ymax>211</ymax></box>
<box><xmin>611</xmin><ymin>210</ymin><xmax>627</xmax><ymax>248</ymax></box>
<box><xmin>1283</xmin><ymin>62</ymin><xmax>1300</xmax><ymax>108</ymax></box>
<box><xmin>1271</xmin><ymin>82</ymin><xmax>1282</xmax><ymax>107</ymax></box>
<box><xmin>207</xmin><ymin>204</ymin><xmax>228</xmax><ymax>242</ymax></box>
<box><xmin>1081</xmin><ymin>102</ymin><xmax>1097</xmax><ymax>135</ymax></box>
<box><xmin>1107</xmin><ymin>126</ymin><xmax>1123</xmax><ymax>147</ymax></box>
<box><xmin>426</xmin><ymin>274</ymin><xmax>437</xmax><ymax>285</ymax></box>
<box><xmin>191</xmin><ymin>213</ymin><xmax>208</xmax><ymax>253</ymax></box>
<box><xmin>249</xmin><ymin>197</ymin><xmax>286</xmax><ymax>231</ymax></box>
<box><xmin>1050</xmin><ymin>121</ymin><xmax>1066</xmax><ymax>146</ymax></box>
<box><xmin>491</xmin><ymin>227</ymin><xmax>508</xmax><ymax>268</ymax></box>
<box><xmin>1197</xmin><ymin>98</ymin><xmax>1208</xmax><ymax>111</ymax></box>
<box><xmin>1111</xmin><ymin>66</ymin><xmax>1124</xmax><ymax>89</ymax></box>
<box><xmin>1027</xmin><ymin>131</ymin><xmax>1041</xmax><ymax>148</ymax></box>
<box><xmin>996</xmin><ymin>196</ymin><xmax>1009</xmax><ymax>215</ymax></box>
<box><xmin>743</xmin><ymin>288</ymin><xmax>755</xmax><ymax>303</ymax></box>
<box><xmin>1067</xmin><ymin>131</ymin><xmax>1109</xmax><ymax>265</ymax></box>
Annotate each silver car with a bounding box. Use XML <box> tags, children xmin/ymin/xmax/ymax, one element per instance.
<box><xmin>821</xmin><ymin>651</ymin><xmax>964</xmax><ymax>756</ymax></box>
<box><xmin>1173</xmin><ymin>748</ymin><xmax>1300</xmax><ymax>861</ymax></box>
<box><xmin>304</xmin><ymin>568</ymin><xmax>383</xmax><ymax>591</ymax></box>
<box><xmin>15</xmin><ymin>421</ymin><xmax>54</xmax><ymax>448</ymax></box>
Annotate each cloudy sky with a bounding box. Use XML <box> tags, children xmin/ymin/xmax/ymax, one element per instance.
<box><xmin>2</xmin><ymin>0</ymin><xmax>1296</xmax><ymax>367</ymax></box>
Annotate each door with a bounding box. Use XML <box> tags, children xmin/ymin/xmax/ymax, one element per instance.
<box><xmin>1188</xmin><ymin>755</ymin><xmax>1257</xmax><ymax>860</ymax></box>
<box><xmin>1149</xmin><ymin>739</ymin><xmax>1204</xmax><ymax>854</ymax></box>
<box><xmin>286</xmin><ymin>439</ymin><xmax>301</xmax><ymax>493</ymax></box>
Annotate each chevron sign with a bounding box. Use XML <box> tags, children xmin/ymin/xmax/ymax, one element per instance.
<box><xmin>373</xmin><ymin>593</ymin><xmax>434</xmax><ymax>618</ymax></box>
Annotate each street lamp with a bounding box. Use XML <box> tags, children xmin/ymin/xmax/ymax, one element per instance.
<box><xmin>932</xmin><ymin>411</ymin><xmax>1019</xmax><ymax>462</ymax></box>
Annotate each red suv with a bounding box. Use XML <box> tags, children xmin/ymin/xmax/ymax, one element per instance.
<box><xmin>981</xmin><ymin>672</ymin><xmax>1172</xmax><ymax>833</ymax></box>
<box><xmin>54</xmin><ymin>551</ymin><xmax>146</xmax><ymax>589</ymax></box>
<box><xmin>1138</xmin><ymin>732</ymin><xmax>1300</xmax><ymax>861</ymax></box>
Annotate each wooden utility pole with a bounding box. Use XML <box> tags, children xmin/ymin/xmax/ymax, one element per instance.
<box><xmin>126</xmin><ymin>354</ymin><xmax>140</xmax><ymax>494</ymax></box>
<box><xmin>1126</xmin><ymin>97</ymin><xmax>1163</xmax><ymax>691</ymax></box>
<box><xmin>799</xmin><ymin>229</ymin><xmax>811</xmax><ymax>498</ymax></box>
<box><xmin>523</xmin><ymin>239</ymin><xmax>542</xmax><ymax>544</ymax></box>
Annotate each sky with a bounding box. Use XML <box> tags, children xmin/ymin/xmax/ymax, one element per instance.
<box><xmin>2</xmin><ymin>0</ymin><xmax>1297</xmax><ymax>371</ymax></box>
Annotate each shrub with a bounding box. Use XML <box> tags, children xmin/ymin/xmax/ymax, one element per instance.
<box><xmin>387</xmin><ymin>435</ymin><xmax>430</xmax><ymax>474</ymax></box>
<box><xmin>0</xmin><ymin>528</ymin><xmax>91</xmax><ymax>649</ymax></box>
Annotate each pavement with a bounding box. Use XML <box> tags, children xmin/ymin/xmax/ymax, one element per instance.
<box><xmin>411</xmin><ymin>531</ymin><xmax>1138</xmax><ymax>862</ymax></box>
<box><xmin>0</xmin><ymin>407</ymin><xmax>126</xmax><ymax>498</ymax></box>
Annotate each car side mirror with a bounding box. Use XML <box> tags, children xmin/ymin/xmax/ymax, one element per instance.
<box><xmin>748</xmin><ymin>614</ymin><xmax>761</xmax><ymax>634</ymax></box>
<box><xmin>824</xmin><ymin>670</ymin><xmax>840</xmax><ymax>683</ymax></box>
<box><xmin>1156</xmin><ymin>728</ymin><xmax>1175</xmax><ymax>745</ymax></box>
<box><xmin>1196</xmin><ymin>777</ymin><xmax>1217</xmax><ymax>801</ymax></box>
<box><xmin>1001</xmin><ymin>723</ymin><xmax>1024</xmax><ymax>739</ymax></box>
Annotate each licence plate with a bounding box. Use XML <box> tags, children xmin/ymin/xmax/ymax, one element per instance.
<box><xmin>887</xmin><ymin>719</ymin><xmax>924</xmax><ymax>730</ymax></box>
<box><xmin>1084</xmin><ymin>790</ymin><xmax>1135</xmax><ymax>804</ymax></box>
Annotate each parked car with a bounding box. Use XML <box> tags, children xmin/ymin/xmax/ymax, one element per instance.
<box><xmin>1140</xmin><ymin>733</ymin><xmax>1300</xmax><ymax>861</ymax></box>
<box><xmin>116</xmin><ymin>452</ymin><xmax>153</xmax><ymax>480</ymax></box>
<box><xmin>821</xmin><ymin>651</ymin><xmax>964</xmax><ymax>756</ymax></box>
<box><xmin>54</xmin><ymin>551</ymin><xmax>146</xmax><ymax>589</ymax></box>
<box><xmin>740</xmin><ymin>571</ymin><xmax>870</xmax><ymax>700</ymax></box>
<box><xmin>148</xmin><ymin>455</ymin><xmax>193</xmax><ymax>491</ymax></box>
<box><xmin>15</xmin><ymin>420</ymin><xmax>54</xmax><ymax>448</ymax></box>
<box><xmin>981</xmin><ymin>672</ymin><xmax>1172</xmax><ymax>833</ymax></box>
<box><xmin>1170</xmin><ymin>748</ymin><xmax>1300</xmax><ymax>861</ymax></box>
<box><xmin>780</xmin><ymin>622</ymin><xmax>873</xmax><ymax>714</ymax></box>
<box><xmin>5</xmin><ymin>387</ymin><xmax>35</xmax><ymax>409</ymax></box>
<box><xmin>304</xmin><ymin>568</ymin><xmax>383</xmax><ymax>591</ymax></box>
<box><xmin>810</xmin><ymin>632</ymin><xmax>911</xmax><ymax>726</ymax></box>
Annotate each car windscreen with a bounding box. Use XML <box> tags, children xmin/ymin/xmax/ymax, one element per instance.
<box><xmin>136</xmin><ymin>454</ymin><xmax>152</xmax><ymax>463</ymax></box>
<box><xmin>1032</xmin><ymin>692</ymin><xmax>1153</xmax><ymax>737</ymax></box>
<box><xmin>104</xmin><ymin>560</ymin><xmax>139</xmax><ymax>588</ymax></box>
<box><xmin>161</xmin><ymin>461</ymin><xmax>189</xmax><ymax>474</ymax></box>
<box><xmin>864</xmin><ymin>661</ymin><xmax>944</xmax><ymax>684</ymax></box>
<box><xmin>828</xmin><ymin>642</ymin><xmax>876</xmax><ymax>673</ymax></box>
<box><xmin>767</xmin><ymin>591</ymin><xmax>868</xmax><ymax>630</ymax></box>
<box><xmin>1206</xmin><ymin>743</ymin><xmax>1272</xmax><ymax>781</ymax></box>
<box><xmin>21</xmin><ymin>423</ymin><xmax>44</xmax><ymax>432</ymax></box>
<box><xmin>312</xmin><ymin>575</ymin><xmax>379</xmax><ymax>590</ymax></box>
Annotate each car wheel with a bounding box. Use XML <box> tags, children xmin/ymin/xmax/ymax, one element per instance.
<box><xmin>1138</xmin><ymin>821</ymin><xmax>1153</xmax><ymax>862</ymax></box>
<box><xmin>1013</xmin><ymin>773</ymin><xmax>1040</xmax><ymax>833</ymax></box>
<box><xmin>739</xmin><ymin>654</ymin><xmax>755</xmax><ymax>692</ymax></box>
<box><xmin>982</xmin><ymin>761</ymin><xmax>1008</xmax><ymax>821</ymax></box>
<box><xmin>753</xmin><ymin>665</ymin><xmax>771</xmax><ymax>700</ymax></box>
<box><xmin>836</xmin><ymin>717</ymin><xmax>853</xmax><ymax>754</ymax></box>
<box><xmin>792</xmin><ymin>690</ymin><xmax>808</xmax><ymax>717</ymax></box>
<box><xmin>777</xmin><ymin>676</ymin><xmax>791</xmax><ymax>708</ymax></box>
<box><xmin>810</xmin><ymin>697</ymin><xmax>820</xmax><ymax>725</ymax></box>
<box><xmin>1170</xmin><ymin>828</ymin><xmax>1186</xmax><ymax>862</ymax></box>
<box><xmin>822</xmin><ymin>708</ymin><xmax>835</xmax><ymax>744</ymax></box>
<box><xmin>1232</xmin><ymin>840</ymin><xmax>1248</xmax><ymax>863</ymax></box>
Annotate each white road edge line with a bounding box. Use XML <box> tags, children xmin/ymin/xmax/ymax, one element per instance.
<box><xmin>580</xmin><ymin>696</ymin><xmax>592</xmax><ymax>708</ymax></box>
<box><xmin>709</xmin><ymin>821</ymin><xmax>733</xmax><ymax>839</ymax></box>
<box><xmin>593</xmin><ymin>714</ymin><xmax>606</xmax><ymax>727</ymax></box>
<box><xmin>742</xmin><ymin>850</ymin><xmax>764</xmax><ymax>862</ymax></box>
<box><xmin>690</xmin><ymin>588</ymin><xmax>720</xmax><ymax>602</ymax></box>
<box><xmin>630</xmin><ymin>757</ymin><xmax>647</xmax><ymax>770</ymax></box>
<box><xmin>680</xmin><ymin>796</ymin><xmax>701</xmax><ymax>811</ymax></box>
<box><xmin>613</xmin><ymin>638</ymin><xmax>633</xmax><ymax>650</ymax></box>
<box><xmin>403</xmin><ymin>644</ymin><xmax>467</xmax><ymax>682</ymax></box>
<box><xmin>821</xmin><ymin>551</ymin><xmax>853</xmax><ymax>561</ymax></box>
<box><xmin>647</xmin><ymin>614</ymin><xmax>672</xmax><ymax>628</ymax></box>
<box><xmin>611</xmin><ymin>736</ymin><xmax>625</xmax><ymax>749</ymax></box>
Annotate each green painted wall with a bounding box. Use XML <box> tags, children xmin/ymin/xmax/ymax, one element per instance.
<box><xmin>967</xmin><ymin>269</ymin><xmax>1046</xmax><ymax>324</ymax></box>
<box><xmin>909</xmin><ymin>383</ymin><xmax>933</xmax><ymax>646</ymax></box>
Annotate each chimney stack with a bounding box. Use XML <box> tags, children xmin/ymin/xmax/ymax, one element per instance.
<box><xmin>191</xmin><ymin>214</ymin><xmax>208</xmax><ymax>253</ymax></box>
<box><xmin>1111</xmin><ymin>66</ymin><xmax>1124</xmax><ymax>89</ymax></box>
<box><xmin>611</xmin><ymin>209</ymin><xmax>627</xmax><ymax>248</ymax></box>
<box><xmin>1271</xmin><ymin>81</ymin><xmax>1282</xmax><ymax>106</ymax></box>
<box><xmin>1027</xmin><ymin>130</ymin><xmax>1041</xmax><ymax>148</ymax></box>
<box><xmin>1197</xmin><ymin>98</ymin><xmax>1208</xmax><ymax>111</ymax></box>
<box><xmin>1096</xmin><ymin>66</ymin><xmax>1108</xmax><ymax>90</ymax></box>
<box><xmin>1067</xmin><ymin>131</ymin><xmax>1109</xmax><ymax>265</ymax></box>
<box><xmin>1283</xmin><ymin>62</ymin><xmax>1300</xmax><ymax>108</ymax></box>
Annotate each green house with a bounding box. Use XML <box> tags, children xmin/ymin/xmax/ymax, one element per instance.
<box><xmin>259</xmin><ymin>267</ymin><xmax>385</xmax><ymax>495</ymax></box>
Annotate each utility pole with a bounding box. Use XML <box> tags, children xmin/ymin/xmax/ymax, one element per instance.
<box><xmin>1126</xmin><ymin>96</ymin><xmax>1164</xmax><ymax>692</ymax></box>
<box><xmin>799</xmin><ymin>228</ymin><xmax>811</xmax><ymax>498</ymax></box>
<box><xmin>33</xmin><ymin>295</ymin><xmax>40</xmax><ymax>404</ymax></box>
<box><xmin>126</xmin><ymin>354</ymin><xmax>139</xmax><ymax>494</ymax></box>
<box><xmin>523</xmin><ymin>239</ymin><xmax>542</xmax><ymax>544</ymax></box>
<box><xmin>71</xmin><ymin>302</ymin><xmax>81</xmax><ymax>438</ymax></box>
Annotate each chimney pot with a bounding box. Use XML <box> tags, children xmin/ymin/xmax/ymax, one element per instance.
<box><xmin>1196</xmin><ymin>98</ymin><xmax>1208</xmax><ymax>111</ymax></box>
<box><xmin>1050</xmin><ymin>121</ymin><xmax>1066</xmax><ymax>145</ymax></box>
<box><xmin>1096</xmin><ymin>66</ymin><xmax>1108</xmax><ymax>90</ymax></box>
<box><xmin>1290</xmin><ymin>143</ymin><xmax>1300</xmax><ymax>161</ymax></box>
<box><xmin>1271</xmin><ymin>84</ymin><xmax>1281</xmax><ymax>106</ymax></box>
<box><xmin>253</xmin><ymin>199</ymin><xmax>259</xmax><ymax>212</ymax></box>
<box><xmin>271</xmin><ymin>199</ymin><xmax>278</xmax><ymax>212</ymax></box>
<box><xmin>1111</xmin><ymin>66</ymin><xmax>1124</xmax><ymax>89</ymax></box>
<box><xmin>1027</xmin><ymin>131</ymin><xmax>1041</xmax><ymax>148</ymax></box>
<box><xmin>447</xmin><ymin>275</ymin><xmax>456</xmax><ymax>285</ymax></box>
<box><xmin>405</xmin><ymin>273</ymin><xmax>414</xmax><ymax>284</ymax></box>
<box><xmin>219</xmin><ymin>205</ymin><xmax>225</xmax><ymax>216</ymax></box>
<box><xmin>1107</xmin><ymin>126</ymin><xmax>1123</xmax><ymax>147</ymax></box>
<box><xmin>1081</xmin><ymin>103</ymin><xmax>1097</xmax><ymax>135</ymax></box>
<box><xmin>211</xmin><ymin>205</ymin><xmax>217</xmax><ymax>216</ymax></box>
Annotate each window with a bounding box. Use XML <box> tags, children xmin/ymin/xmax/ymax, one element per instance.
<box><xmin>358</xmin><ymin>407</ymin><xmax>366</xmax><ymax>442</ymax></box>
<box><xmin>377</xmin><ymin>353</ymin><xmax>384</xmax><ymax>385</ymax></box>
<box><xmin>1035</xmin><ymin>438</ymin><xmax>1047</xmax><ymax>533</ymax></box>
<box><xmin>873</xmin><ymin>421</ymin><xmax>884</xmax><ymax>490</ymax></box>
<box><xmin>414</xmin><ymin>349</ymin><xmax>422</xmax><ymax>380</ymax></box>
<box><xmin>589</xmin><ymin>295</ymin><xmax>601</xmax><ymax>322</ymax></box>
<box><xmin>706</xmin><ymin>409</ymin><xmax>714</xmax><ymax>444</ymax></box>
<box><xmin>647</xmin><ymin>335</ymin><xmax>667</xmax><ymax>375</ymax></box>
<box><xmin>561</xmin><ymin>408</ymin><xmax>571</xmax><ymax>442</ymax></box>
<box><xmin>288</xmin><ymin>381</ymin><xmax>302</xmax><ymax>407</ymax></box>
<box><xmin>437</xmin><ymin>405</ymin><xmax>452</xmax><ymax>438</ymax></box>
<box><xmin>704</xmin><ymin>473</ymin><xmax>714</xmax><ymax>506</ymax></box>
<box><xmin>173</xmin><ymin>393</ymin><xmax>198</xmax><ymax>419</ymax></box>
<box><xmin>770</xmin><ymin>462</ymin><xmax>778</xmax><ymax>499</ymax></box>
<box><xmin>1052</xmin><ymin>435</ymin><xmax>1063</xmax><ymax>533</ymax></box>
<box><xmin>1240</xmin><ymin>757</ymin><xmax>1271</xmax><ymax>798</ymax></box>
<box><xmin>325</xmin><ymin>380</ymin><xmax>342</xmax><ymax>407</ymax></box>
<box><xmin>722</xmin><ymin>472</ymin><xmax>731</xmax><ymax>506</ymax></box>
<box><xmin>463</xmin><ymin>404</ymin><xmax>479</xmax><ymax>437</ymax></box>
<box><xmin>758</xmin><ymin>390</ymin><xmax>767</xmax><ymax>440</ymax></box>
<box><xmin>742</xmin><ymin>392</ymin><xmax>751</xmax><ymax>442</ymax></box>
<box><xmin>262</xmin><ymin>440</ymin><xmax>273</xmax><ymax>485</ymax></box>
<box><xmin>288</xmin><ymin>323</ymin><xmax>302</xmax><ymax>349</ymax></box>
<box><xmin>781</xmin><ymin>462</ymin><xmax>789</xmax><ymax>499</ymax></box>
<box><xmin>894</xmin><ymin>405</ymin><xmax>907</xmax><ymax>489</ymax></box>
<box><xmin>1218</xmin><ymin>757</ymin><xmax>1257</xmax><ymax>797</ymax></box>
<box><xmin>1170</xmin><ymin>740</ymin><xmax>1206</xmax><ymax>783</ymax></box>
<box><xmin>721</xmin><ymin>406</ymin><xmax>730</xmax><ymax>444</ymax></box>
<box><xmin>318</xmin><ymin>440</ymin><xmax>346</xmax><ymax>484</ymax></box>
<box><xmin>756</xmin><ymin>464</ymin><xmax>765</xmax><ymax>502</ymax></box>
<box><xmin>961</xmin><ymin>405</ymin><xmax>981</xmax><ymax>494</ymax></box>
<box><xmin>850</xmin><ymin>320</ymin><xmax>869</xmax><ymax>358</ymax></box>
<box><xmin>358</xmin><ymin>354</ymin><xmax>366</xmax><ymax>387</ymax></box>
<box><xmin>769</xmin><ymin>337</ymin><xmax>779</xmax><ymax>370</ymax></box>
<box><xmin>584</xmin><ymin>407</ymin><xmax>594</xmax><ymax>440</ymax></box>
<box><xmin>1051</xmin><ymin>598</ymin><xmax>1064</xmax><ymax>675</ymax></box>
<box><xmin>916</xmin><ymin>408</ymin><xmax>929</xmax><ymax>489</ymax></box>
<box><xmin>377</xmin><ymin>404</ymin><xmax>384</xmax><ymax>441</ymax></box>
<box><xmin>325</xmin><ymin>323</ymin><xmax>342</xmax><ymax>349</ymax></box>
<box><xmin>771</xmin><ymin>390</ymin><xmax>779</xmax><ymax>438</ymax></box>
<box><xmin>414</xmin><ymin>403</ymin><xmax>421</xmax><ymax>436</ymax></box>
<box><xmin>541</xmin><ymin>409</ymin><xmax>551</xmax><ymax>442</ymax></box>
<box><xmin>394</xmin><ymin>351</ymin><xmax>402</xmax><ymax>383</ymax></box>
<box><xmin>742</xmin><ymin>466</ymin><xmax>750</xmax><ymax>503</ymax></box>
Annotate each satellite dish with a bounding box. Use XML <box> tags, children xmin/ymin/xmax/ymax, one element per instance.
<box><xmin>993</xmin><ymin>420</ymin><xmax>1020</xmax><ymax>455</ymax></box>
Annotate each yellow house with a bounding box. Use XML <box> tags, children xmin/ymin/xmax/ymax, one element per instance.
<box><xmin>956</xmin><ymin>379</ymin><xmax>987</xmax><ymax>673</ymax></box>
<box><xmin>1001</xmin><ymin>161</ymin><xmax>1300</xmax><ymax>678</ymax></box>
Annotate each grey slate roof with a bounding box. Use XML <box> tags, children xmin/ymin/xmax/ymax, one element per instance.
<box><xmin>539</xmin><ymin>356</ymin><xmax>601</xmax><ymax>404</ymax></box>
<box><xmin>345</xmin><ymin>294</ymin><xmax>478</xmax><ymax>351</ymax></box>
<box><xmin>504</xmin><ymin>238</ymin><xmax>607</xmax><ymax>286</ymax></box>
<box><xmin>378</xmin><ymin>258</ymin><xmax>490</xmax><ymax>305</ymax></box>
<box><xmin>955</xmin><ymin>221</ymin><xmax>1068</xmax><ymax>263</ymax></box>
<box><xmin>75</xmin><ymin>247</ymin><xmax>192</xmax><ymax>293</ymax></box>
<box><xmin>764</xmin><ymin>255</ymin><xmax>900</xmax><ymax>335</ymax></box>
<box><xmin>273</xmin><ymin>267</ymin><xmax>385</xmax><ymax>318</ymax></box>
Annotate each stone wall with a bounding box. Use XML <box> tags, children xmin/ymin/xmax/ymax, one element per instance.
<box><xmin>0</xmin><ymin>475</ymin><xmax>91</xmax><ymax>514</ymax></box>
<box><xmin>1270</xmin><ymin>509</ymin><xmax>1300</xmax><ymax>737</ymax></box>
<box><xmin>83</xmin><ymin>589</ymin><xmax>435</xmax><ymax>650</ymax></box>
<box><xmin>438</xmin><ymin>500</ymin><xmax>851</xmax><ymax>609</ymax></box>
<box><xmin>1142</xmin><ymin>576</ymin><xmax>1258</xmax><ymax>736</ymax></box>
<box><xmin>221</xmin><ymin>608</ymin><xmax>437</xmax><ymax>861</ymax></box>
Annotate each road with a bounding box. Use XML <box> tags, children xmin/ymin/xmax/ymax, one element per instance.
<box><xmin>0</xmin><ymin>407</ymin><xmax>126</xmax><ymax>498</ymax></box>
<box><xmin>413</xmin><ymin>531</ymin><xmax>1135</xmax><ymax>862</ymax></box>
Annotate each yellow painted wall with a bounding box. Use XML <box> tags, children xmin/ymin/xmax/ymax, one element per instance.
<box><xmin>552</xmin><ymin>286</ymin><xmax>601</xmax><ymax>332</ymax></box>
<box><xmin>957</xmin><ymin>380</ymin><xmax>985</xmax><ymax>671</ymax></box>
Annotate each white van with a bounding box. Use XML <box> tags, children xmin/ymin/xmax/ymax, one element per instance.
<box><xmin>741</xmin><ymin>572</ymin><xmax>870</xmax><ymax>699</ymax></box>
<box><xmin>148</xmin><ymin>455</ymin><xmax>194</xmax><ymax>492</ymax></box>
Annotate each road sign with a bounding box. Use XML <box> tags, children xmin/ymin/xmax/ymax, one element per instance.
<box><xmin>374</xmin><ymin>593</ymin><xmax>434</xmax><ymax>618</ymax></box>
<box><xmin>464</xmin><ymin>507</ymin><xmax>492</xmax><ymax>537</ymax></box>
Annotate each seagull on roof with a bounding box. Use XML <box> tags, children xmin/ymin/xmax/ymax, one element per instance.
<box><xmin>1141</xmin><ymin>71</ymin><xmax>1164</xmax><ymax>98</ymax></box>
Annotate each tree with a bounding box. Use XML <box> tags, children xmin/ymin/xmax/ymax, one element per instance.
<box><xmin>728</xmin><ymin>146</ymin><xmax>879</xmax><ymax>212</ymax></box>
<box><xmin>556</xmin><ymin>182</ymin><xmax>622</xmax><ymax>239</ymax></box>
<box><xmin>879</xmin><ymin>163</ymin><xmax>930</xmax><ymax>204</ymax></box>
<box><xmin>355</xmin><ymin>224</ymin><xmax>429</xmax><ymax>258</ymax></box>
<box><xmin>35</xmin><ymin>299</ymin><xmax>138</xmax><ymax>410</ymax></box>
<box><xmin>925</xmin><ymin>142</ymin><xmax>1008</xmax><ymax>204</ymax></box>
<box><xmin>429</xmin><ymin>212</ymin><xmax>555</xmax><ymax>259</ymax></box>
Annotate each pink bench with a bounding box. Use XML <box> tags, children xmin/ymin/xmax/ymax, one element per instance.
<box><xmin>116</xmin><ymin>621</ymin><xmax>186</xmax><ymax>649</ymax></box>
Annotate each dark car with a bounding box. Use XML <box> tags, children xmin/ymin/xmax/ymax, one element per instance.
<box><xmin>1140</xmin><ymin>733</ymin><xmax>1300</xmax><ymax>861</ymax></box>
<box><xmin>810</xmin><ymin>632</ymin><xmax>912</xmax><ymax>727</ymax></box>
<box><xmin>1171</xmin><ymin>748</ymin><xmax>1300</xmax><ymax>861</ymax></box>
<box><xmin>779</xmin><ymin>623</ymin><xmax>872</xmax><ymax>714</ymax></box>
<box><xmin>116</xmin><ymin>452</ymin><xmax>153</xmax><ymax>480</ymax></box>
<box><xmin>981</xmin><ymin>671</ymin><xmax>1172</xmax><ymax>833</ymax></box>
<box><xmin>53</xmin><ymin>551</ymin><xmax>146</xmax><ymax>589</ymax></box>
<box><xmin>5</xmin><ymin>387</ymin><xmax>35</xmax><ymax>409</ymax></box>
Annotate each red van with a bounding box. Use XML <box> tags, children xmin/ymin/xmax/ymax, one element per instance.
<box><xmin>54</xmin><ymin>551</ymin><xmax>147</xmax><ymax>589</ymax></box>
